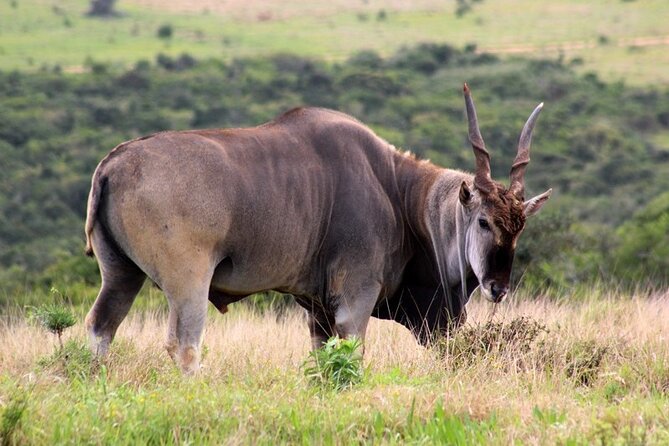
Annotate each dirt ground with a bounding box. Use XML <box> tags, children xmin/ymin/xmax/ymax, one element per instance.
<box><xmin>127</xmin><ymin>0</ymin><xmax>447</xmax><ymax>20</ymax></box>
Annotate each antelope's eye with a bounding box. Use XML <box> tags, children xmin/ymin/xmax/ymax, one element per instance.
<box><xmin>478</xmin><ymin>218</ymin><xmax>491</xmax><ymax>230</ymax></box>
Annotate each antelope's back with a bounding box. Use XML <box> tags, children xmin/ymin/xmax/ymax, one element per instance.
<box><xmin>93</xmin><ymin>107</ymin><xmax>404</xmax><ymax>293</ymax></box>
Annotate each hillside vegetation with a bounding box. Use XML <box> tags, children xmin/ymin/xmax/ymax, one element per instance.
<box><xmin>1</xmin><ymin>44</ymin><xmax>669</xmax><ymax>302</ymax></box>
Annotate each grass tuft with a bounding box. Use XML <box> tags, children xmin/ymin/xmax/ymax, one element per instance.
<box><xmin>36</xmin><ymin>339</ymin><xmax>96</xmax><ymax>381</ymax></box>
<box><xmin>0</xmin><ymin>392</ymin><xmax>28</xmax><ymax>446</ymax></box>
<box><xmin>437</xmin><ymin>316</ymin><xmax>548</xmax><ymax>368</ymax></box>
<box><xmin>565</xmin><ymin>340</ymin><xmax>608</xmax><ymax>386</ymax></box>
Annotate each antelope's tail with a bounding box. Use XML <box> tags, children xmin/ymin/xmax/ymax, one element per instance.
<box><xmin>84</xmin><ymin>171</ymin><xmax>107</xmax><ymax>257</ymax></box>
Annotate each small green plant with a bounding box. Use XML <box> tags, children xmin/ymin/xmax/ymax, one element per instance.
<box><xmin>302</xmin><ymin>336</ymin><xmax>364</xmax><ymax>391</ymax></box>
<box><xmin>532</xmin><ymin>406</ymin><xmax>566</xmax><ymax>426</ymax></box>
<box><xmin>28</xmin><ymin>288</ymin><xmax>77</xmax><ymax>350</ymax></box>
<box><xmin>603</xmin><ymin>379</ymin><xmax>626</xmax><ymax>402</ymax></box>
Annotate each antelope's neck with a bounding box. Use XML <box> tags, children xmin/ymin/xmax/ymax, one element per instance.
<box><xmin>392</xmin><ymin>152</ymin><xmax>442</xmax><ymax>243</ymax></box>
<box><xmin>397</xmin><ymin>154</ymin><xmax>472</xmax><ymax>284</ymax></box>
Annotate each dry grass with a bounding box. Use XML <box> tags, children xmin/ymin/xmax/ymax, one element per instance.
<box><xmin>4</xmin><ymin>289</ymin><xmax>669</xmax><ymax>383</ymax></box>
<box><xmin>2</xmin><ymin>290</ymin><xmax>669</xmax><ymax>443</ymax></box>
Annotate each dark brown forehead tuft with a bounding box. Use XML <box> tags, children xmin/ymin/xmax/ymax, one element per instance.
<box><xmin>482</xmin><ymin>183</ymin><xmax>526</xmax><ymax>235</ymax></box>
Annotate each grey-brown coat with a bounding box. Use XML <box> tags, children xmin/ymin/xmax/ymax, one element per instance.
<box><xmin>84</xmin><ymin>86</ymin><xmax>551</xmax><ymax>373</ymax></box>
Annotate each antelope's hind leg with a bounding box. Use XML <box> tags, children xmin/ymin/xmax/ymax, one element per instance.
<box><xmin>85</xmin><ymin>226</ymin><xmax>146</xmax><ymax>357</ymax></box>
<box><xmin>164</xmin><ymin>287</ymin><xmax>210</xmax><ymax>374</ymax></box>
<box><xmin>160</xmin><ymin>257</ymin><xmax>214</xmax><ymax>375</ymax></box>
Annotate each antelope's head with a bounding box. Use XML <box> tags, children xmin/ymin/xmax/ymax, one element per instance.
<box><xmin>459</xmin><ymin>83</ymin><xmax>552</xmax><ymax>303</ymax></box>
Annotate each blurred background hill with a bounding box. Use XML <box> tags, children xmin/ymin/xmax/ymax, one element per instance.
<box><xmin>1</xmin><ymin>0</ymin><xmax>668</xmax><ymax>304</ymax></box>
<box><xmin>2</xmin><ymin>0</ymin><xmax>669</xmax><ymax>85</ymax></box>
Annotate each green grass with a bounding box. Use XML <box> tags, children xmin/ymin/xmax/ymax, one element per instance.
<box><xmin>1</xmin><ymin>0</ymin><xmax>668</xmax><ymax>85</ymax></box>
<box><xmin>0</xmin><ymin>372</ymin><xmax>504</xmax><ymax>444</ymax></box>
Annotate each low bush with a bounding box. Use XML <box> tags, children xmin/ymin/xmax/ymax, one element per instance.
<box><xmin>437</xmin><ymin>317</ymin><xmax>548</xmax><ymax>368</ymax></box>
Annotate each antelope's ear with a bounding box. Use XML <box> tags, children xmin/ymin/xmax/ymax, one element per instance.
<box><xmin>524</xmin><ymin>188</ymin><xmax>552</xmax><ymax>217</ymax></box>
<box><xmin>459</xmin><ymin>181</ymin><xmax>472</xmax><ymax>206</ymax></box>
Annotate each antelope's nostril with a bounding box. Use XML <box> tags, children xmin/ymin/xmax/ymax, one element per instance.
<box><xmin>491</xmin><ymin>283</ymin><xmax>508</xmax><ymax>301</ymax></box>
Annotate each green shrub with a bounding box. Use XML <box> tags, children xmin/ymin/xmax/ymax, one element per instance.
<box><xmin>157</xmin><ymin>24</ymin><xmax>173</xmax><ymax>40</ymax></box>
<box><xmin>302</xmin><ymin>336</ymin><xmax>364</xmax><ymax>391</ymax></box>
<box><xmin>40</xmin><ymin>255</ymin><xmax>99</xmax><ymax>287</ymax></box>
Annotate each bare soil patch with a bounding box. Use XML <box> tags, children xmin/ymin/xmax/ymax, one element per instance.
<box><xmin>127</xmin><ymin>0</ymin><xmax>447</xmax><ymax>21</ymax></box>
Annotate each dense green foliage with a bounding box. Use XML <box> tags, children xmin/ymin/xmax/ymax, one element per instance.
<box><xmin>1</xmin><ymin>44</ymin><xmax>668</xmax><ymax>300</ymax></box>
<box><xmin>614</xmin><ymin>191</ymin><xmax>669</xmax><ymax>283</ymax></box>
<box><xmin>303</xmin><ymin>337</ymin><xmax>364</xmax><ymax>391</ymax></box>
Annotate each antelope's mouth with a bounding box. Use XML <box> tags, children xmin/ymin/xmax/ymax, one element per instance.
<box><xmin>482</xmin><ymin>280</ymin><xmax>509</xmax><ymax>303</ymax></box>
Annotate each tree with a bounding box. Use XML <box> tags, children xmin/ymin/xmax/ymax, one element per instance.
<box><xmin>87</xmin><ymin>0</ymin><xmax>117</xmax><ymax>17</ymax></box>
<box><xmin>28</xmin><ymin>288</ymin><xmax>77</xmax><ymax>350</ymax></box>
